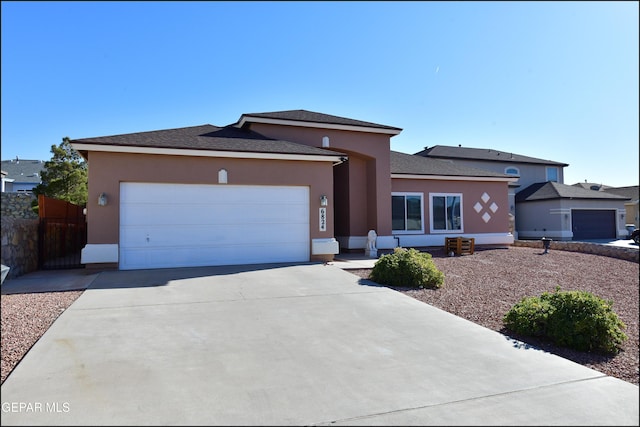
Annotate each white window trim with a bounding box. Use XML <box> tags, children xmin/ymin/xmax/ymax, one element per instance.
<box><xmin>546</xmin><ymin>167</ymin><xmax>559</xmax><ymax>182</ymax></box>
<box><xmin>392</xmin><ymin>192</ymin><xmax>424</xmax><ymax>234</ymax></box>
<box><xmin>504</xmin><ymin>166</ymin><xmax>520</xmax><ymax>176</ymax></box>
<box><xmin>429</xmin><ymin>193</ymin><xmax>464</xmax><ymax>234</ymax></box>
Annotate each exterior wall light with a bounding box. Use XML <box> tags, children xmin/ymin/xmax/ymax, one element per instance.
<box><xmin>320</xmin><ymin>195</ymin><xmax>328</xmax><ymax>207</ymax></box>
<box><xmin>98</xmin><ymin>192</ymin><xmax>108</xmax><ymax>206</ymax></box>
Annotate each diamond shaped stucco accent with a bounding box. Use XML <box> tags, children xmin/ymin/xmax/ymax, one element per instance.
<box><xmin>482</xmin><ymin>212</ymin><xmax>491</xmax><ymax>223</ymax></box>
<box><xmin>474</xmin><ymin>202</ymin><xmax>483</xmax><ymax>213</ymax></box>
<box><xmin>481</xmin><ymin>192</ymin><xmax>490</xmax><ymax>203</ymax></box>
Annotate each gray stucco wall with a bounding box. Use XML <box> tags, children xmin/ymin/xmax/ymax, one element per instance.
<box><xmin>516</xmin><ymin>198</ymin><xmax>628</xmax><ymax>240</ymax></box>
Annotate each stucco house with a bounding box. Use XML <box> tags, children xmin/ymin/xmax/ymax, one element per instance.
<box><xmin>515</xmin><ymin>182</ymin><xmax>630</xmax><ymax>240</ymax></box>
<box><xmin>0</xmin><ymin>158</ymin><xmax>44</xmax><ymax>193</ymax></box>
<box><xmin>601</xmin><ymin>186</ymin><xmax>639</xmax><ymax>231</ymax></box>
<box><xmin>416</xmin><ymin>145</ymin><xmax>630</xmax><ymax>240</ymax></box>
<box><xmin>70</xmin><ymin>110</ymin><xmax>516</xmax><ymax>271</ymax></box>
<box><xmin>572</xmin><ymin>184</ymin><xmax>639</xmax><ymax>232</ymax></box>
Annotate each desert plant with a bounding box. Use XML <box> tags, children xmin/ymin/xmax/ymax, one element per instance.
<box><xmin>370</xmin><ymin>247</ymin><xmax>444</xmax><ymax>289</ymax></box>
<box><xmin>503</xmin><ymin>286</ymin><xmax>628</xmax><ymax>354</ymax></box>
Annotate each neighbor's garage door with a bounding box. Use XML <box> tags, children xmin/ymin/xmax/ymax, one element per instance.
<box><xmin>119</xmin><ymin>183</ymin><xmax>309</xmax><ymax>270</ymax></box>
<box><xmin>571</xmin><ymin>209</ymin><xmax>616</xmax><ymax>240</ymax></box>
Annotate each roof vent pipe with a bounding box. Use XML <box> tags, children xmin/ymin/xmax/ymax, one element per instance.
<box><xmin>322</xmin><ymin>136</ymin><xmax>330</xmax><ymax>148</ymax></box>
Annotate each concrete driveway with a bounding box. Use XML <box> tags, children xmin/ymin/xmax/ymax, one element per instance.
<box><xmin>1</xmin><ymin>263</ymin><xmax>638</xmax><ymax>426</ymax></box>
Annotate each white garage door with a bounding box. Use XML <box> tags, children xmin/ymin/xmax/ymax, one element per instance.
<box><xmin>119</xmin><ymin>183</ymin><xmax>310</xmax><ymax>270</ymax></box>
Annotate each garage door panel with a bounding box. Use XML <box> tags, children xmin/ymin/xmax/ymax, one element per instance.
<box><xmin>572</xmin><ymin>210</ymin><xmax>615</xmax><ymax>240</ymax></box>
<box><xmin>121</xmin><ymin>204</ymin><xmax>308</xmax><ymax>227</ymax></box>
<box><xmin>119</xmin><ymin>183</ymin><xmax>310</xmax><ymax>270</ymax></box>
<box><xmin>120</xmin><ymin>242</ymin><xmax>310</xmax><ymax>270</ymax></box>
<box><xmin>122</xmin><ymin>183</ymin><xmax>308</xmax><ymax>204</ymax></box>
<box><xmin>120</xmin><ymin>223</ymin><xmax>309</xmax><ymax>247</ymax></box>
<box><xmin>120</xmin><ymin>205</ymin><xmax>213</xmax><ymax>226</ymax></box>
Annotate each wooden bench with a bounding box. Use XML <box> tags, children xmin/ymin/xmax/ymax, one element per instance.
<box><xmin>445</xmin><ymin>237</ymin><xmax>475</xmax><ymax>256</ymax></box>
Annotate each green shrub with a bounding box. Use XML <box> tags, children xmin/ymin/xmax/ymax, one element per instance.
<box><xmin>502</xmin><ymin>295</ymin><xmax>553</xmax><ymax>337</ymax></box>
<box><xmin>503</xmin><ymin>287</ymin><xmax>628</xmax><ymax>354</ymax></box>
<box><xmin>369</xmin><ymin>247</ymin><xmax>444</xmax><ymax>289</ymax></box>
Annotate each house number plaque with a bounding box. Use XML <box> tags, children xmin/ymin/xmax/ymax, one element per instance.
<box><xmin>319</xmin><ymin>208</ymin><xmax>327</xmax><ymax>231</ymax></box>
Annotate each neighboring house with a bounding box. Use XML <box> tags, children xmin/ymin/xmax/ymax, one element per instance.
<box><xmin>416</xmin><ymin>145</ymin><xmax>630</xmax><ymax>240</ymax></box>
<box><xmin>415</xmin><ymin>145</ymin><xmax>569</xmax><ymax>232</ymax></box>
<box><xmin>70</xmin><ymin>110</ymin><xmax>516</xmax><ymax>271</ymax></box>
<box><xmin>515</xmin><ymin>182</ymin><xmax>629</xmax><ymax>240</ymax></box>
<box><xmin>0</xmin><ymin>158</ymin><xmax>45</xmax><ymax>193</ymax></box>
<box><xmin>601</xmin><ymin>186</ymin><xmax>639</xmax><ymax>231</ymax></box>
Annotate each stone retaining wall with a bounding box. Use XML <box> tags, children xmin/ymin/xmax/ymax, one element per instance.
<box><xmin>1</xmin><ymin>193</ymin><xmax>38</xmax><ymax>219</ymax></box>
<box><xmin>513</xmin><ymin>240</ymin><xmax>639</xmax><ymax>263</ymax></box>
<box><xmin>1</xmin><ymin>217</ymin><xmax>39</xmax><ymax>279</ymax></box>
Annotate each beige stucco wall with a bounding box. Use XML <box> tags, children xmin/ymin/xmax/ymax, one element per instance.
<box><xmin>625</xmin><ymin>202</ymin><xmax>639</xmax><ymax>229</ymax></box>
<box><xmin>391</xmin><ymin>179</ymin><xmax>510</xmax><ymax>234</ymax></box>
<box><xmin>247</xmin><ymin>123</ymin><xmax>393</xmax><ymax>235</ymax></box>
<box><xmin>85</xmin><ymin>152</ymin><xmax>335</xmax><ymax>251</ymax></box>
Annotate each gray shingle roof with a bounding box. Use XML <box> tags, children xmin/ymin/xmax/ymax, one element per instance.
<box><xmin>516</xmin><ymin>181</ymin><xmax>631</xmax><ymax>202</ymax></box>
<box><xmin>602</xmin><ymin>185</ymin><xmax>639</xmax><ymax>202</ymax></box>
<box><xmin>416</xmin><ymin>145</ymin><xmax>569</xmax><ymax>167</ymax></box>
<box><xmin>0</xmin><ymin>159</ymin><xmax>45</xmax><ymax>183</ymax></box>
<box><xmin>391</xmin><ymin>151</ymin><xmax>512</xmax><ymax>178</ymax></box>
<box><xmin>239</xmin><ymin>110</ymin><xmax>402</xmax><ymax>132</ymax></box>
<box><xmin>71</xmin><ymin>124</ymin><xmax>345</xmax><ymax>157</ymax></box>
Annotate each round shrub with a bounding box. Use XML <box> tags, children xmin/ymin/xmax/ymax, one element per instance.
<box><xmin>502</xmin><ymin>295</ymin><xmax>553</xmax><ymax>337</ymax></box>
<box><xmin>370</xmin><ymin>247</ymin><xmax>444</xmax><ymax>289</ymax></box>
<box><xmin>503</xmin><ymin>287</ymin><xmax>628</xmax><ymax>354</ymax></box>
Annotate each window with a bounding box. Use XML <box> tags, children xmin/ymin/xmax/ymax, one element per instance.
<box><xmin>392</xmin><ymin>193</ymin><xmax>423</xmax><ymax>233</ymax></box>
<box><xmin>430</xmin><ymin>193</ymin><xmax>463</xmax><ymax>233</ymax></box>
<box><xmin>505</xmin><ymin>167</ymin><xmax>520</xmax><ymax>176</ymax></box>
<box><xmin>546</xmin><ymin>167</ymin><xmax>559</xmax><ymax>182</ymax></box>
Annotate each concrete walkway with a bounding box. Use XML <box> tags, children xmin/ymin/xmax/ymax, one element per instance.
<box><xmin>1</xmin><ymin>262</ymin><xmax>638</xmax><ymax>426</ymax></box>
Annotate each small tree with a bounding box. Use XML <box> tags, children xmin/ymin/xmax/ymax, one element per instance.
<box><xmin>33</xmin><ymin>137</ymin><xmax>88</xmax><ymax>206</ymax></box>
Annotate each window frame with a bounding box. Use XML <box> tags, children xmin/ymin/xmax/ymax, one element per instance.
<box><xmin>391</xmin><ymin>192</ymin><xmax>424</xmax><ymax>234</ymax></box>
<box><xmin>546</xmin><ymin>167</ymin><xmax>559</xmax><ymax>182</ymax></box>
<box><xmin>429</xmin><ymin>193</ymin><xmax>464</xmax><ymax>234</ymax></box>
<box><xmin>504</xmin><ymin>166</ymin><xmax>520</xmax><ymax>176</ymax></box>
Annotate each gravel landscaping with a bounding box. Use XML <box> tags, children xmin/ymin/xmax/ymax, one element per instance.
<box><xmin>1</xmin><ymin>246</ymin><xmax>638</xmax><ymax>387</ymax></box>
<box><xmin>1</xmin><ymin>290</ymin><xmax>83</xmax><ymax>384</ymax></box>
<box><xmin>348</xmin><ymin>245</ymin><xmax>639</xmax><ymax>386</ymax></box>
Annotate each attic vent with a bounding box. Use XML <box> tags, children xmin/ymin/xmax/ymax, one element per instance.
<box><xmin>590</xmin><ymin>185</ymin><xmax>600</xmax><ymax>191</ymax></box>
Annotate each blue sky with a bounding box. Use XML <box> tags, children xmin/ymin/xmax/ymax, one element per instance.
<box><xmin>2</xmin><ymin>1</ymin><xmax>638</xmax><ymax>187</ymax></box>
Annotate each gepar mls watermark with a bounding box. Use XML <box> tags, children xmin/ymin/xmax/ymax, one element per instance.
<box><xmin>2</xmin><ymin>401</ymin><xmax>70</xmax><ymax>413</ymax></box>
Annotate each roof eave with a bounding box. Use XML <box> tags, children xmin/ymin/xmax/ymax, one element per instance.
<box><xmin>391</xmin><ymin>173</ymin><xmax>516</xmax><ymax>182</ymax></box>
<box><xmin>70</xmin><ymin>143</ymin><xmax>344</xmax><ymax>163</ymax></box>
<box><xmin>237</xmin><ymin>115</ymin><xmax>402</xmax><ymax>136</ymax></box>
<box><xmin>426</xmin><ymin>154</ymin><xmax>568</xmax><ymax>167</ymax></box>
